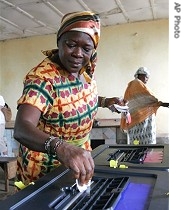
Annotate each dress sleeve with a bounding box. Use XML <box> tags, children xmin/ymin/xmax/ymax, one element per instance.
<box><xmin>17</xmin><ymin>74</ymin><xmax>54</xmax><ymax>115</ymax></box>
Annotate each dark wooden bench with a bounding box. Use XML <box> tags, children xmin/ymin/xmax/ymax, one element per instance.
<box><xmin>0</xmin><ymin>157</ymin><xmax>17</xmax><ymax>192</ymax></box>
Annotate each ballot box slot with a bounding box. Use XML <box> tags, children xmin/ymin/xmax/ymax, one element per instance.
<box><xmin>49</xmin><ymin>177</ymin><xmax>129</xmax><ymax>210</ymax></box>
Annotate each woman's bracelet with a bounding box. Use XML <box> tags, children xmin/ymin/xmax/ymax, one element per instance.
<box><xmin>53</xmin><ymin>138</ymin><xmax>64</xmax><ymax>157</ymax></box>
<box><xmin>45</xmin><ymin>136</ymin><xmax>57</xmax><ymax>155</ymax></box>
<box><xmin>101</xmin><ymin>97</ymin><xmax>106</xmax><ymax>108</ymax></box>
<box><xmin>45</xmin><ymin>136</ymin><xmax>63</xmax><ymax>156</ymax></box>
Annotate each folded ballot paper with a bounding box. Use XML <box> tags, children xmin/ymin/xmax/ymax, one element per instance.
<box><xmin>113</xmin><ymin>104</ymin><xmax>131</xmax><ymax>124</ymax></box>
<box><xmin>113</xmin><ymin>104</ymin><xmax>129</xmax><ymax>112</ymax></box>
<box><xmin>76</xmin><ymin>179</ymin><xmax>91</xmax><ymax>194</ymax></box>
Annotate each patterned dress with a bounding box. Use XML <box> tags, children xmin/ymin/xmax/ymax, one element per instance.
<box><xmin>128</xmin><ymin>114</ymin><xmax>156</xmax><ymax>144</ymax></box>
<box><xmin>16</xmin><ymin>57</ymin><xmax>98</xmax><ymax>185</ymax></box>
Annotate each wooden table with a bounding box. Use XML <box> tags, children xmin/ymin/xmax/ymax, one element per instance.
<box><xmin>0</xmin><ymin>157</ymin><xmax>17</xmax><ymax>192</ymax></box>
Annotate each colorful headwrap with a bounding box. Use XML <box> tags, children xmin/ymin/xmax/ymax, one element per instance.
<box><xmin>134</xmin><ymin>67</ymin><xmax>150</xmax><ymax>78</ymax></box>
<box><xmin>57</xmin><ymin>11</ymin><xmax>100</xmax><ymax>49</ymax></box>
<box><xmin>42</xmin><ymin>11</ymin><xmax>100</xmax><ymax>83</ymax></box>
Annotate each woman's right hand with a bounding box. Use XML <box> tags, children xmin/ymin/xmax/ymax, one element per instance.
<box><xmin>160</xmin><ymin>102</ymin><xmax>169</xmax><ymax>108</ymax></box>
<box><xmin>56</xmin><ymin>142</ymin><xmax>94</xmax><ymax>186</ymax></box>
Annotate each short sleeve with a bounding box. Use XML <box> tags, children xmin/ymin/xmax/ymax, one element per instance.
<box><xmin>17</xmin><ymin>74</ymin><xmax>54</xmax><ymax>115</ymax></box>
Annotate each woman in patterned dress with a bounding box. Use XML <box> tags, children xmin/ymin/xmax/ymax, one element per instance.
<box><xmin>14</xmin><ymin>11</ymin><xmax>123</xmax><ymax>187</ymax></box>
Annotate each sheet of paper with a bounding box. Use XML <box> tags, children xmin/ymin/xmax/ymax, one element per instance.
<box><xmin>113</xmin><ymin>104</ymin><xmax>129</xmax><ymax>113</ymax></box>
<box><xmin>76</xmin><ymin>179</ymin><xmax>91</xmax><ymax>193</ymax></box>
<box><xmin>113</xmin><ymin>104</ymin><xmax>131</xmax><ymax>124</ymax></box>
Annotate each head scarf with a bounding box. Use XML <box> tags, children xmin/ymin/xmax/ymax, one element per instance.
<box><xmin>42</xmin><ymin>11</ymin><xmax>100</xmax><ymax>83</ymax></box>
<box><xmin>57</xmin><ymin>11</ymin><xmax>100</xmax><ymax>49</ymax></box>
<box><xmin>134</xmin><ymin>67</ymin><xmax>150</xmax><ymax>78</ymax></box>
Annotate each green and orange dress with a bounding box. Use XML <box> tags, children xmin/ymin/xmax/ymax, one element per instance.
<box><xmin>16</xmin><ymin>57</ymin><xmax>98</xmax><ymax>186</ymax></box>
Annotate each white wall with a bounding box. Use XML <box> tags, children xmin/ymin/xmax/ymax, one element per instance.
<box><xmin>0</xmin><ymin>19</ymin><xmax>169</xmax><ymax>134</ymax></box>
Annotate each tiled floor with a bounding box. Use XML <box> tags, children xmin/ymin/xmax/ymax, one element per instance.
<box><xmin>0</xmin><ymin>167</ymin><xmax>17</xmax><ymax>201</ymax></box>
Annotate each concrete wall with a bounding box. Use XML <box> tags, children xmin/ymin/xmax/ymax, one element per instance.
<box><xmin>0</xmin><ymin>19</ymin><xmax>169</xmax><ymax>135</ymax></box>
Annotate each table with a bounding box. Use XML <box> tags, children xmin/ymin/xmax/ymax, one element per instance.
<box><xmin>0</xmin><ymin>157</ymin><xmax>17</xmax><ymax>192</ymax></box>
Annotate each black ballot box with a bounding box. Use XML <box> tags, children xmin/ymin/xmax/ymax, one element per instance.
<box><xmin>92</xmin><ymin>144</ymin><xmax>169</xmax><ymax>171</ymax></box>
<box><xmin>1</xmin><ymin>165</ymin><xmax>169</xmax><ymax>210</ymax></box>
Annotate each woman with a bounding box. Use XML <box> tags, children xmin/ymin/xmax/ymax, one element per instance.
<box><xmin>120</xmin><ymin>67</ymin><xmax>169</xmax><ymax>144</ymax></box>
<box><xmin>14</xmin><ymin>11</ymin><xmax>123</xmax><ymax>187</ymax></box>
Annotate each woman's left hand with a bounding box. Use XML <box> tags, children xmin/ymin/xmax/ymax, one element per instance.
<box><xmin>106</xmin><ymin>97</ymin><xmax>127</xmax><ymax>113</ymax></box>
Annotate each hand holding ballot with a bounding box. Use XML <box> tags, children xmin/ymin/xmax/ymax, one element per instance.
<box><xmin>113</xmin><ymin>104</ymin><xmax>129</xmax><ymax>113</ymax></box>
<box><xmin>109</xmin><ymin>103</ymin><xmax>131</xmax><ymax>125</ymax></box>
